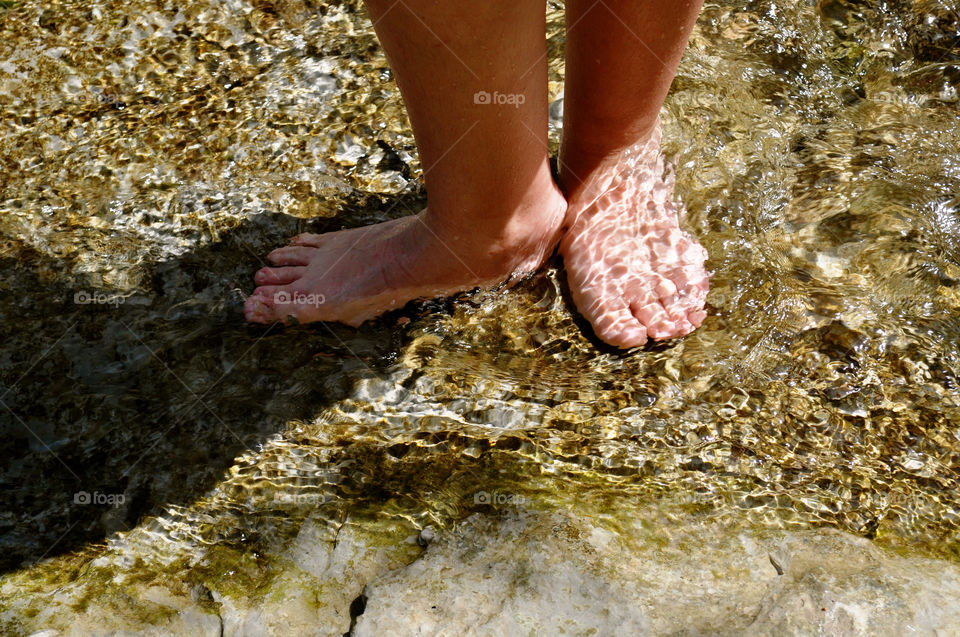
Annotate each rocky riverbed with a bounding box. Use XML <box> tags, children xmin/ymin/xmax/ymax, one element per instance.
<box><xmin>2</xmin><ymin>0</ymin><xmax>959</xmax><ymax>635</ymax></box>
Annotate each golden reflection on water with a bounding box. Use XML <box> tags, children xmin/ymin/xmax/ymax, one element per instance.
<box><xmin>1</xmin><ymin>0</ymin><xmax>960</xmax><ymax>604</ymax></box>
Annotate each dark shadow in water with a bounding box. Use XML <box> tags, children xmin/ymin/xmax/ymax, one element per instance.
<box><xmin>0</xmin><ymin>196</ymin><xmax>424</xmax><ymax>574</ymax></box>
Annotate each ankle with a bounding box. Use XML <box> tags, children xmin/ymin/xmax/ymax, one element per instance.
<box><xmin>559</xmin><ymin>122</ymin><xmax>662</xmax><ymax>198</ymax></box>
<box><xmin>425</xmin><ymin>174</ymin><xmax>564</xmax><ymax>241</ymax></box>
<box><xmin>418</xmin><ymin>184</ymin><xmax>565</xmax><ymax>276</ymax></box>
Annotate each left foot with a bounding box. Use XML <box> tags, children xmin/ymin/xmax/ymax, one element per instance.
<box><xmin>559</xmin><ymin>122</ymin><xmax>709</xmax><ymax>348</ymax></box>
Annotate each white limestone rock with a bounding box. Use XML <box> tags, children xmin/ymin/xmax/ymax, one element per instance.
<box><xmin>354</xmin><ymin>508</ymin><xmax>960</xmax><ymax>637</ymax></box>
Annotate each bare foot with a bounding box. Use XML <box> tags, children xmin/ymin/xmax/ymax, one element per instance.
<box><xmin>559</xmin><ymin>122</ymin><xmax>709</xmax><ymax>348</ymax></box>
<box><xmin>245</xmin><ymin>190</ymin><xmax>567</xmax><ymax>326</ymax></box>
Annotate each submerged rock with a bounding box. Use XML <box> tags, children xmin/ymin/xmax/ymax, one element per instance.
<box><xmin>6</xmin><ymin>504</ymin><xmax>960</xmax><ymax>636</ymax></box>
<box><xmin>355</xmin><ymin>509</ymin><xmax>960</xmax><ymax>636</ymax></box>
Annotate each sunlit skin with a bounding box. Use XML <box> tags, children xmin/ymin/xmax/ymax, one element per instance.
<box><xmin>245</xmin><ymin>0</ymin><xmax>708</xmax><ymax>348</ymax></box>
<box><xmin>560</xmin><ymin>122</ymin><xmax>709</xmax><ymax>347</ymax></box>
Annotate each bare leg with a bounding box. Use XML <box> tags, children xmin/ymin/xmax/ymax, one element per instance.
<box><xmin>558</xmin><ymin>0</ymin><xmax>710</xmax><ymax>348</ymax></box>
<box><xmin>245</xmin><ymin>0</ymin><xmax>565</xmax><ymax>326</ymax></box>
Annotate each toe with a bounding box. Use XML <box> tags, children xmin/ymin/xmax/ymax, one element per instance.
<box><xmin>246</xmin><ymin>286</ymin><xmax>308</xmax><ymax>324</ymax></box>
<box><xmin>289</xmin><ymin>233</ymin><xmax>327</xmax><ymax>248</ymax></box>
<box><xmin>245</xmin><ymin>294</ymin><xmax>280</xmax><ymax>324</ymax></box>
<box><xmin>250</xmin><ymin>285</ymin><xmax>287</xmax><ymax>311</ymax></box>
<box><xmin>267</xmin><ymin>246</ymin><xmax>316</xmax><ymax>266</ymax></box>
<box><xmin>589</xmin><ymin>299</ymin><xmax>649</xmax><ymax>348</ymax></box>
<box><xmin>631</xmin><ymin>299</ymin><xmax>695</xmax><ymax>340</ymax></box>
<box><xmin>687</xmin><ymin>308</ymin><xmax>707</xmax><ymax>328</ymax></box>
<box><xmin>631</xmin><ymin>300</ymin><xmax>671</xmax><ymax>337</ymax></box>
<box><xmin>662</xmin><ymin>316</ymin><xmax>696</xmax><ymax>340</ymax></box>
<box><xmin>249</xmin><ymin>284</ymin><xmax>330</xmax><ymax>324</ymax></box>
<box><xmin>255</xmin><ymin>266</ymin><xmax>306</xmax><ymax>285</ymax></box>
<box><xmin>645</xmin><ymin>273</ymin><xmax>692</xmax><ymax>323</ymax></box>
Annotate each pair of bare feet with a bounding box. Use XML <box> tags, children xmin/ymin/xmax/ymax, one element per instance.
<box><xmin>244</xmin><ymin>122</ymin><xmax>709</xmax><ymax>348</ymax></box>
<box><xmin>243</xmin><ymin>0</ymin><xmax>709</xmax><ymax>348</ymax></box>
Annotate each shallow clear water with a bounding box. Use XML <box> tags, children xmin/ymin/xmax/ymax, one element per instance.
<box><xmin>1</xmin><ymin>0</ymin><xmax>959</xmax><ymax>615</ymax></box>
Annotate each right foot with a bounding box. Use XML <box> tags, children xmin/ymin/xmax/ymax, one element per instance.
<box><xmin>559</xmin><ymin>122</ymin><xmax>709</xmax><ymax>348</ymax></box>
<box><xmin>244</xmin><ymin>186</ymin><xmax>567</xmax><ymax>327</ymax></box>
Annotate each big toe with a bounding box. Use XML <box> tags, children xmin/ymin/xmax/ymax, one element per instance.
<box><xmin>584</xmin><ymin>297</ymin><xmax>649</xmax><ymax>348</ymax></box>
